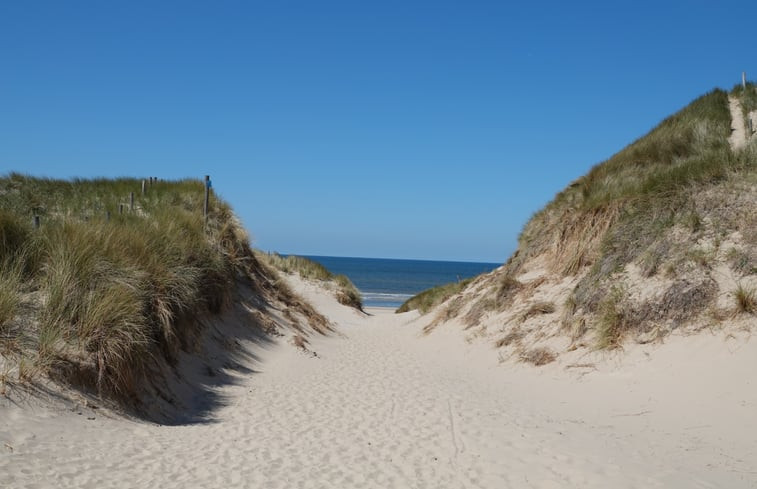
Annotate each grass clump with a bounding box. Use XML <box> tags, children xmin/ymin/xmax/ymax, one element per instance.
<box><xmin>333</xmin><ymin>274</ymin><xmax>362</xmax><ymax>309</ymax></box>
<box><xmin>733</xmin><ymin>284</ymin><xmax>756</xmax><ymax>314</ymax></box>
<box><xmin>495</xmin><ymin>274</ymin><xmax>522</xmax><ymax>308</ymax></box>
<box><xmin>595</xmin><ymin>286</ymin><xmax>630</xmax><ymax>350</ymax></box>
<box><xmin>519</xmin><ymin>301</ymin><xmax>556</xmax><ymax>322</ymax></box>
<box><xmin>520</xmin><ymin>347</ymin><xmax>556</xmax><ymax>366</ymax></box>
<box><xmin>0</xmin><ymin>262</ymin><xmax>22</xmax><ymax>328</ymax></box>
<box><xmin>726</xmin><ymin>247</ymin><xmax>756</xmax><ymax>276</ymax></box>
<box><xmin>396</xmin><ymin>278</ymin><xmax>472</xmax><ymax>314</ymax></box>
<box><xmin>495</xmin><ymin>328</ymin><xmax>524</xmax><ymax>348</ymax></box>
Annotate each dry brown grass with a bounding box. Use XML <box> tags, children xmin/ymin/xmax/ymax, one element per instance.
<box><xmin>734</xmin><ymin>284</ymin><xmax>756</xmax><ymax>314</ymax></box>
<box><xmin>639</xmin><ymin>240</ymin><xmax>671</xmax><ymax>277</ymax></box>
<box><xmin>727</xmin><ymin>247</ymin><xmax>756</xmax><ymax>276</ymax></box>
<box><xmin>425</xmin><ymin>296</ymin><xmax>467</xmax><ymax>334</ymax></box>
<box><xmin>520</xmin><ymin>347</ymin><xmax>557</xmax><ymax>366</ymax></box>
<box><xmin>633</xmin><ymin>279</ymin><xmax>717</xmax><ymax>324</ymax></box>
<box><xmin>495</xmin><ymin>328</ymin><xmax>524</xmax><ymax>348</ymax></box>
<box><xmin>462</xmin><ymin>295</ymin><xmax>496</xmax><ymax>328</ymax></box>
<box><xmin>292</xmin><ymin>334</ymin><xmax>308</xmax><ymax>350</ymax></box>
<box><xmin>595</xmin><ymin>286</ymin><xmax>631</xmax><ymax>350</ymax></box>
<box><xmin>495</xmin><ymin>275</ymin><xmax>522</xmax><ymax>309</ymax></box>
<box><xmin>519</xmin><ymin>301</ymin><xmax>556</xmax><ymax>322</ymax></box>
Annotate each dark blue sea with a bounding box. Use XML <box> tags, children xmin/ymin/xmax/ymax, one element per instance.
<box><xmin>305</xmin><ymin>256</ymin><xmax>501</xmax><ymax>309</ymax></box>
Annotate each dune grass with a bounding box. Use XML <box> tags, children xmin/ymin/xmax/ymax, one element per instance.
<box><xmin>734</xmin><ymin>284</ymin><xmax>756</xmax><ymax>314</ymax></box>
<box><xmin>519</xmin><ymin>301</ymin><xmax>556</xmax><ymax>322</ymax></box>
<box><xmin>503</xmin><ymin>88</ymin><xmax>755</xmax><ymax>347</ymax></box>
<box><xmin>0</xmin><ymin>262</ymin><xmax>22</xmax><ymax>329</ymax></box>
<box><xmin>257</xmin><ymin>253</ymin><xmax>363</xmax><ymax>310</ymax></box>
<box><xmin>396</xmin><ymin>278</ymin><xmax>472</xmax><ymax>314</ymax></box>
<box><xmin>516</xmin><ymin>89</ymin><xmax>733</xmax><ymax>269</ymax></box>
<box><xmin>0</xmin><ymin>173</ymin><xmax>251</xmax><ymax>400</ymax></box>
<box><xmin>410</xmin><ymin>85</ymin><xmax>756</xmax><ymax>351</ymax></box>
<box><xmin>520</xmin><ymin>347</ymin><xmax>556</xmax><ymax>366</ymax></box>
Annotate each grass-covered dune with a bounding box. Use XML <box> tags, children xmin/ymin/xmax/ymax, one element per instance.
<box><xmin>256</xmin><ymin>253</ymin><xmax>363</xmax><ymax>310</ymax></box>
<box><xmin>406</xmin><ymin>84</ymin><xmax>757</xmax><ymax>360</ymax></box>
<box><xmin>396</xmin><ymin>278</ymin><xmax>472</xmax><ymax>314</ymax></box>
<box><xmin>0</xmin><ymin>174</ymin><xmax>327</xmax><ymax>414</ymax></box>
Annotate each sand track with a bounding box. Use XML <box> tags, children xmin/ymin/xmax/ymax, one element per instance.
<box><xmin>2</xmin><ymin>276</ymin><xmax>756</xmax><ymax>488</ymax></box>
<box><xmin>729</xmin><ymin>94</ymin><xmax>751</xmax><ymax>150</ymax></box>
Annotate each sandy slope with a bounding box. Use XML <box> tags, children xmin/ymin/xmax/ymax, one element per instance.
<box><xmin>1</xmin><ymin>276</ymin><xmax>756</xmax><ymax>488</ymax></box>
<box><xmin>729</xmin><ymin>94</ymin><xmax>750</xmax><ymax>150</ymax></box>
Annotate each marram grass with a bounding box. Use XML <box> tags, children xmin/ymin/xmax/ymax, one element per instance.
<box><xmin>0</xmin><ymin>174</ymin><xmax>249</xmax><ymax>400</ymax></box>
<box><xmin>405</xmin><ymin>85</ymin><xmax>757</xmax><ymax>350</ymax></box>
<box><xmin>256</xmin><ymin>252</ymin><xmax>363</xmax><ymax>310</ymax></box>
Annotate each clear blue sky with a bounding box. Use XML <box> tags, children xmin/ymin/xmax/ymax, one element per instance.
<box><xmin>1</xmin><ymin>1</ymin><xmax>754</xmax><ymax>262</ymax></box>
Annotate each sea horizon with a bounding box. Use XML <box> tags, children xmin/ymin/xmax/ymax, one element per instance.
<box><xmin>300</xmin><ymin>255</ymin><xmax>502</xmax><ymax>309</ymax></box>
<box><xmin>275</xmin><ymin>252</ymin><xmax>505</xmax><ymax>265</ymax></box>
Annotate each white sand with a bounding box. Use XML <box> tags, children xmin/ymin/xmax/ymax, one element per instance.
<box><xmin>729</xmin><ymin>94</ymin><xmax>752</xmax><ymax>150</ymax></box>
<box><xmin>2</xmin><ymin>275</ymin><xmax>756</xmax><ymax>488</ymax></box>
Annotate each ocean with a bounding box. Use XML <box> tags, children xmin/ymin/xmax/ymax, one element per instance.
<box><xmin>304</xmin><ymin>256</ymin><xmax>501</xmax><ymax>309</ymax></box>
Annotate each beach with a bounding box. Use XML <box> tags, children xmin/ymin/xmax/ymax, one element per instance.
<box><xmin>1</xmin><ymin>274</ymin><xmax>756</xmax><ymax>488</ymax></box>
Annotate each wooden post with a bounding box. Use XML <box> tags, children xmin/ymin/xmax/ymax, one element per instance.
<box><xmin>106</xmin><ymin>211</ymin><xmax>111</xmax><ymax>222</ymax></box>
<box><xmin>203</xmin><ymin>175</ymin><xmax>210</xmax><ymax>222</ymax></box>
<box><xmin>129</xmin><ymin>192</ymin><xmax>134</xmax><ymax>212</ymax></box>
<box><xmin>33</xmin><ymin>215</ymin><xmax>40</xmax><ymax>229</ymax></box>
<box><xmin>743</xmin><ymin>71</ymin><xmax>747</xmax><ymax>90</ymax></box>
<box><xmin>142</xmin><ymin>179</ymin><xmax>146</xmax><ymax>195</ymax></box>
<box><xmin>119</xmin><ymin>204</ymin><xmax>124</xmax><ymax>214</ymax></box>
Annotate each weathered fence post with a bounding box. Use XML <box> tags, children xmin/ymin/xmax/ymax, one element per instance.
<box><xmin>119</xmin><ymin>204</ymin><xmax>124</xmax><ymax>215</ymax></box>
<box><xmin>203</xmin><ymin>175</ymin><xmax>211</xmax><ymax>223</ymax></box>
<box><xmin>142</xmin><ymin>179</ymin><xmax>146</xmax><ymax>195</ymax></box>
<box><xmin>33</xmin><ymin>215</ymin><xmax>40</xmax><ymax>229</ymax></box>
<box><xmin>106</xmin><ymin>211</ymin><xmax>111</xmax><ymax>222</ymax></box>
<box><xmin>130</xmin><ymin>192</ymin><xmax>134</xmax><ymax>212</ymax></box>
<box><xmin>743</xmin><ymin>71</ymin><xmax>747</xmax><ymax>90</ymax></box>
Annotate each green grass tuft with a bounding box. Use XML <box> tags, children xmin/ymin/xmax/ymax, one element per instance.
<box><xmin>595</xmin><ymin>286</ymin><xmax>630</xmax><ymax>350</ymax></box>
<box><xmin>0</xmin><ymin>260</ymin><xmax>23</xmax><ymax>328</ymax></box>
<box><xmin>734</xmin><ymin>284</ymin><xmax>756</xmax><ymax>314</ymax></box>
<box><xmin>396</xmin><ymin>278</ymin><xmax>472</xmax><ymax>314</ymax></box>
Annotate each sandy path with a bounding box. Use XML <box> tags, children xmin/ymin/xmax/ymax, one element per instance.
<box><xmin>2</xmin><ymin>277</ymin><xmax>756</xmax><ymax>488</ymax></box>
<box><xmin>729</xmin><ymin>94</ymin><xmax>749</xmax><ymax>150</ymax></box>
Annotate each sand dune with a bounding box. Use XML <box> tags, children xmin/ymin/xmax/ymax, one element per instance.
<box><xmin>1</xmin><ymin>275</ymin><xmax>756</xmax><ymax>488</ymax></box>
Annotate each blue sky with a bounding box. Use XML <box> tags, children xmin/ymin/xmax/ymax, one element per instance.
<box><xmin>1</xmin><ymin>1</ymin><xmax>755</xmax><ymax>262</ymax></box>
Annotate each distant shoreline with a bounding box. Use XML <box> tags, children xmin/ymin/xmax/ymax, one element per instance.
<box><xmin>297</xmin><ymin>255</ymin><xmax>501</xmax><ymax>309</ymax></box>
